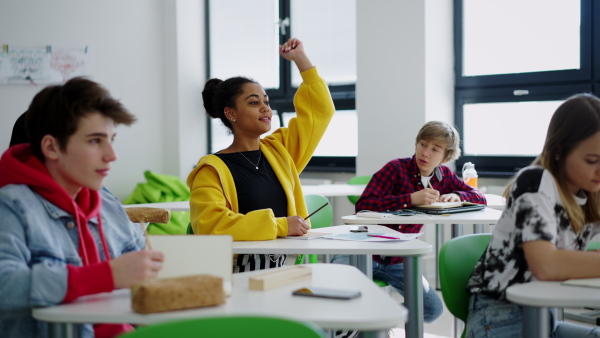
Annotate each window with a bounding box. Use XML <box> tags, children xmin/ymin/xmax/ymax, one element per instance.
<box><xmin>206</xmin><ymin>0</ymin><xmax>357</xmax><ymax>171</ymax></box>
<box><xmin>455</xmin><ymin>0</ymin><xmax>594</xmax><ymax>177</ymax></box>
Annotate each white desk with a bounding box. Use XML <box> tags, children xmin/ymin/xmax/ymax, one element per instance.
<box><xmin>33</xmin><ymin>264</ymin><xmax>407</xmax><ymax>338</ymax></box>
<box><xmin>506</xmin><ymin>281</ymin><xmax>600</xmax><ymax>338</ymax></box>
<box><xmin>484</xmin><ymin>193</ymin><xmax>506</xmax><ymax>210</ymax></box>
<box><xmin>341</xmin><ymin>208</ymin><xmax>502</xmax><ymax>226</ymax></box>
<box><xmin>122</xmin><ymin>201</ymin><xmax>189</xmax><ymax>211</ymax></box>
<box><xmin>121</xmin><ymin>184</ymin><xmax>368</xmax><ymax>212</ymax></box>
<box><xmin>233</xmin><ymin>224</ymin><xmax>431</xmax><ymax>338</ymax></box>
<box><xmin>302</xmin><ymin>183</ymin><xmax>366</xmax><ymax>197</ymax></box>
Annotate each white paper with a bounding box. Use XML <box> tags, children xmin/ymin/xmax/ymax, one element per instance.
<box><xmin>322</xmin><ymin>232</ymin><xmax>423</xmax><ymax>242</ymax></box>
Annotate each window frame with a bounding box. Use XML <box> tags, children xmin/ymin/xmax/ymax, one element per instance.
<box><xmin>205</xmin><ymin>0</ymin><xmax>356</xmax><ymax>172</ymax></box>
<box><xmin>454</xmin><ymin>0</ymin><xmax>595</xmax><ymax>177</ymax></box>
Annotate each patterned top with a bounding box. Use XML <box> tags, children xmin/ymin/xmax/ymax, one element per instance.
<box><xmin>356</xmin><ymin>156</ymin><xmax>487</xmax><ymax>264</ymax></box>
<box><xmin>467</xmin><ymin>166</ymin><xmax>600</xmax><ymax>300</ymax></box>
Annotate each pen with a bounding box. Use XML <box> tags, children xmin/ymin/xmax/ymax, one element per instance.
<box><xmin>304</xmin><ymin>202</ymin><xmax>329</xmax><ymax>220</ymax></box>
<box><xmin>367</xmin><ymin>234</ymin><xmax>400</xmax><ymax>240</ymax></box>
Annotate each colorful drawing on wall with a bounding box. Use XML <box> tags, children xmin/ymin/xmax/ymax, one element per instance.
<box><xmin>8</xmin><ymin>46</ymin><xmax>52</xmax><ymax>84</ymax></box>
<box><xmin>0</xmin><ymin>45</ymin><xmax>88</xmax><ymax>85</ymax></box>
<box><xmin>50</xmin><ymin>47</ymin><xmax>87</xmax><ymax>82</ymax></box>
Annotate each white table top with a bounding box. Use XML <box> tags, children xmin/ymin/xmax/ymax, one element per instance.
<box><xmin>484</xmin><ymin>194</ymin><xmax>506</xmax><ymax>210</ymax></box>
<box><xmin>33</xmin><ymin>264</ymin><xmax>407</xmax><ymax>332</ymax></box>
<box><xmin>341</xmin><ymin>207</ymin><xmax>503</xmax><ymax>225</ymax></box>
<box><xmin>506</xmin><ymin>280</ymin><xmax>600</xmax><ymax>308</ymax></box>
<box><xmin>122</xmin><ymin>201</ymin><xmax>189</xmax><ymax>211</ymax></box>
<box><xmin>302</xmin><ymin>184</ymin><xmax>366</xmax><ymax>197</ymax></box>
<box><xmin>233</xmin><ymin>225</ymin><xmax>432</xmax><ymax>257</ymax></box>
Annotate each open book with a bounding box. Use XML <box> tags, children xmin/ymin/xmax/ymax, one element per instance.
<box><xmin>414</xmin><ymin>201</ymin><xmax>480</xmax><ymax>209</ymax></box>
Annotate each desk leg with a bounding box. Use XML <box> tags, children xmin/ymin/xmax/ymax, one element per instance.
<box><xmin>349</xmin><ymin>254</ymin><xmax>373</xmax><ymax>279</ymax></box>
<box><xmin>473</xmin><ymin>223</ymin><xmax>484</xmax><ymax>233</ymax></box>
<box><xmin>435</xmin><ymin>224</ymin><xmax>444</xmax><ymax>290</ymax></box>
<box><xmin>451</xmin><ymin>224</ymin><xmax>463</xmax><ymax>238</ymax></box>
<box><xmin>49</xmin><ymin>322</ymin><xmax>75</xmax><ymax>338</ymax></box>
<box><xmin>523</xmin><ymin>306</ymin><xmax>548</xmax><ymax>338</ymax></box>
<box><xmin>404</xmin><ymin>256</ymin><xmax>424</xmax><ymax>338</ymax></box>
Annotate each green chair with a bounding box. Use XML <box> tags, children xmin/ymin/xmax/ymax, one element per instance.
<box><xmin>120</xmin><ymin>315</ymin><xmax>326</xmax><ymax>338</ymax></box>
<box><xmin>295</xmin><ymin>194</ymin><xmax>333</xmax><ymax>264</ymax></box>
<box><xmin>438</xmin><ymin>233</ymin><xmax>491</xmax><ymax>338</ymax></box>
<box><xmin>347</xmin><ymin>175</ymin><xmax>372</xmax><ymax>205</ymax></box>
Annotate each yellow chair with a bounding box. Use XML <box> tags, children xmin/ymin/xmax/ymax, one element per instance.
<box><xmin>120</xmin><ymin>315</ymin><xmax>326</xmax><ymax>338</ymax></box>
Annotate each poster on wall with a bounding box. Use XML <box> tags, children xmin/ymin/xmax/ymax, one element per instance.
<box><xmin>0</xmin><ymin>45</ymin><xmax>88</xmax><ymax>85</ymax></box>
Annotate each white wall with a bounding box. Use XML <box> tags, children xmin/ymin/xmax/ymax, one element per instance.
<box><xmin>0</xmin><ymin>1</ymin><xmax>505</xmax><ymax>204</ymax></box>
<box><xmin>0</xmin><ymin>0</ymin><xmax>205</xmax><ymax>199</ymax></box>
<box><xmin>356</xmin><ymin>0</ymin><xmax>455</xmax><ymax>176</ymax></box>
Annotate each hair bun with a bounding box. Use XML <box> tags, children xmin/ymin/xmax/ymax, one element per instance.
<box><xmin>202</xmin><ymin>78</ymin><xmax>223</xmax><ymax>118</ymax></box>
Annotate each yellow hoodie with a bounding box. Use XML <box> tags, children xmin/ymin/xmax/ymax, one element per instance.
<box><xmin>187</xmin><ymin>67</ymin><xmax>335</xmax><ymax>240</ymax></box>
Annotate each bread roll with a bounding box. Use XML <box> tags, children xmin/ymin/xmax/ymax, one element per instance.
<box><xmin>125</xmin><ymin>207</ymin><xmax>171</xmax><ymax>224</ymax></box>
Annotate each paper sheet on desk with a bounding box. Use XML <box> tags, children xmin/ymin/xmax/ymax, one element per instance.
<box><xmin>322</xmin><ymin>232</ymin><xmax>423</xmax><ymax>242</ymax></box>
<box><xmin>280</xmin><ymin>231</ymin><xmax>332</xmax><ymax>240</ymax></box>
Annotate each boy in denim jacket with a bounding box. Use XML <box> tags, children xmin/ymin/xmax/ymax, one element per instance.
<box><xmin>0</xmin><ymin>77</ymin><xmax>164</xmax><ymax>338</ymax></box>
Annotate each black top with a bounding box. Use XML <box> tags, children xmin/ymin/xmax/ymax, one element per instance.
<box><xmin>216</xmin><ymin>150</ymin><xmax>288</xmax><ymax>217</ymax></box>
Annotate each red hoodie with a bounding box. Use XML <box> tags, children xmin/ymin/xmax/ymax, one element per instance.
<box><xmin>0</xmin><ymin>144</ymin><xmax>133</xmax><ymax>337</ymax></box>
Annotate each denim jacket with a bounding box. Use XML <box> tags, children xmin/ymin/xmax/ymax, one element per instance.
<box><xmin>0</xmin><ymin>184</ymin><xmax>145</xmax><ymax>338</ymax></box>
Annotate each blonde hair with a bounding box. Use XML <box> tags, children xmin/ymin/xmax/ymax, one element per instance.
<box><xmin>504</xmin><ymin>94</ymin><xmax>600</xmax><ymax>233</ymax></box>
<box><xmin>415</xmin><ymin>121</ymin><xmax>461</xmax><ymax>162</ymax></box>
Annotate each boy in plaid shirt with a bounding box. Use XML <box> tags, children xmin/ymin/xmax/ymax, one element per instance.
<box><xmin>333</xmin><ymin>121</ymin><xmax>486</xmax><ymax>323</ymax></box>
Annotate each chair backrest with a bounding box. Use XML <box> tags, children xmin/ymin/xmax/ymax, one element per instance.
<box><xmin>119</xmin><ymin>315</ymin><xmax>326</xmax><ymax>338</ymax></box>
<box><xmin>347</xmin><ymin>175</ymin><xmax>371</xmax><ymax>205</ymax></box>
<box><xmin>304</xmin><ymin>194</ymin><xmax>333</xmax><ymax>228</ymax></box>
<box><xmin>438</xmin><ymin>233</ymin><xmax>490</xmax><ymax>337</ymax></box>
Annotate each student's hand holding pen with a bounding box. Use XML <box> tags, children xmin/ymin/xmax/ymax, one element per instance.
<box><xmin>286</xmin><ymin>215</ymin><xmax>310</xmax><ymax>236</ymax></box>
<box><xmin>410</xmin><ymin>183</ymin><xmax>440</xmax><ymax>205</ymax></box>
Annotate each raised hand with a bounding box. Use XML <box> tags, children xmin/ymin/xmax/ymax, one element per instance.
<box><xmin>286</xmin><ymin>215</ymin><xmax>310</xmax><ymax>236</ymax></box>
<box><xmin>280</xmin><ymin>38</ymin><xmax>313</xmax><ymax>72</ymax></box>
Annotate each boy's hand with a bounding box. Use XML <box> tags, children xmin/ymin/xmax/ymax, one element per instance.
<box><xmin>439</xmin><ymin>193</ymin><xmax>461</xmax><ymax>202</ymax></box>
<box><xmin>109</xmin><ymin>250</ymin><xmax>164</xmax><ymax>289</ymax></box>
<box><xmin>411</xmin><ymin>188</ymin><xmax>440</xmax><ymax>205</ymax></box>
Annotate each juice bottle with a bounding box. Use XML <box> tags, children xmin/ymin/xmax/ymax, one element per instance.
<box><xmin>462</xmin><ymin>162</ymin><xmax>478</xmax><ymax>188</ymax></box>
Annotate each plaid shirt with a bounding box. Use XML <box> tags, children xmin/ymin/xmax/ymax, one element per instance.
<box><xmin>356</xmin><ymin>156</ymin><xmax>487</xmax><ymax>265</ymax></box>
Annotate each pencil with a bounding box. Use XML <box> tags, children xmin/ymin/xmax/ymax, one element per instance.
<box><xmin>304</xmin><ymin>202</ymin><xmax>329</xmax><ymax>220</ymax></box>
<box><xmin>143</xmin><ymin>225</ymin><xmax>152</xmax><ymax>250</ymax></box>
<box><xmin>427</xmin><ymin>180</ymin><xmax>434</xmax><ymax>190</ymax></box>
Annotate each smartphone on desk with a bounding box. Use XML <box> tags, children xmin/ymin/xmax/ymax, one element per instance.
<box><xmin>292</xmin><ymin>287</ymin><xmax>361</xmax><ymax>300</ymax></box>
<box><xmin>349</xmin><ymin>225</ymin><xmax>368</xmax><ymax>233</ymax></box>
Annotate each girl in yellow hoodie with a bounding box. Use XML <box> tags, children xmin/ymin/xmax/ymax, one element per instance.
<box><xmin>187</xmin><ymin>38</ymin><xmax>335</xmax><ymax>272</ymax></box>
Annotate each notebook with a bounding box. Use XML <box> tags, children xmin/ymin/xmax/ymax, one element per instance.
<box><xmin>147</xmin><ymin>235</ymin><xmax>233</xmax><ymax>295</ymax></box>
<box><xmin>408</xmin><ymin>202</ymin><xmax>486</xmax><ymax>215</ymax></box>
